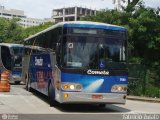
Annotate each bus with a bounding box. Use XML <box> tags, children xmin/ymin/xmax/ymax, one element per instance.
<box><xmin>0</xmin><ymin>43</ymin><xmax>23</xmax><ymax>84</ymax></box>
<box><xmin>23</xmin><ymin>21</ymin><xmax>128</xmax><ymax>106</ymax></box>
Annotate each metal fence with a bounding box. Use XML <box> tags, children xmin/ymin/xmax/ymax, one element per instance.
<box><xmin>128</xmin><ymin>64</ymin><xmax>160</xmax><ymax>98</ymax></box>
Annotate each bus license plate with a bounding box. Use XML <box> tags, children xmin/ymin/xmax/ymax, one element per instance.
<box><xmin>92</xmin><ymin>95</ymin><xmax>103</xmax><ymax>99</ymax></box>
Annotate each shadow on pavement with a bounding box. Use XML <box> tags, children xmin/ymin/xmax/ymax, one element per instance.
<box><xmin>56</xmin><ymin>104</ymin><xmax>130</xmax><ymax>113</ymax></box>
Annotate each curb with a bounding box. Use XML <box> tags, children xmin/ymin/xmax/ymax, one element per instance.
<box><xmin>127</xmin><ymin>96</ymin><xmax>160</xmax><ymax>103</ymax></box>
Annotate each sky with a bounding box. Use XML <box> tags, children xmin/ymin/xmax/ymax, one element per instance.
<box><xmin>0</xmin><ymin>0</ymin><xmax>160</xmax><ymax>19</ymax></box>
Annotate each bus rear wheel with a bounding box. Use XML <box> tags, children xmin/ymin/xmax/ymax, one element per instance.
<box><xmin>98</xmin><ymin>104</ymin><xmax>106</xmax><ymax>108</ymax></box>
<box><xmin>48</xmin><ymin>82</ymin><xmax>59</xmax><ymax>107</ymax></box>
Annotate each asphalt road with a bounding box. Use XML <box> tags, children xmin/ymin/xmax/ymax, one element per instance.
<box><xmin>0</xmin><ymin>84</ymin><xmax>160</xmax><ymax>120</ymax></box>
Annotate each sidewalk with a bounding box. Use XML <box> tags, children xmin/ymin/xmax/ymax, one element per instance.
<box><xmin>127</xmin><ymin>96</ymin><xmax>160</xmax><ymax>103</ymax></box>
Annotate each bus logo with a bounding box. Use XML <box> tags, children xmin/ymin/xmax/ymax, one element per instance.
<box><xmin>87</xmin><ymin>70</ymin><xmax>109</xmax><ymax>75</ymax></box>
<box><xmin>35</xmin><ymin>57</ymin><xmax>43</xmax><ymax>66</ymax></box>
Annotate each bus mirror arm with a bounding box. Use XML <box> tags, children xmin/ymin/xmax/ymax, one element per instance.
<box><xmin>56</xmin><ymin>43</ymin><xmax>61</xmax><ymax>65</ymax></box>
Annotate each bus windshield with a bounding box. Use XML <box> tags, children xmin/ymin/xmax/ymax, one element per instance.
<box><xmin>12</xmin><ymin>47</ymin><xmax>23</xmax><ymax>56</ymax></box>
<box><xmin>12</xmin><ymin>47</ymin><xmax>23</xmax><ymax>68</ymax></box>
<box><xmin>62</xmin><ymin>33</ymin><xmax>127</xmax><ymax>69</ymax></box>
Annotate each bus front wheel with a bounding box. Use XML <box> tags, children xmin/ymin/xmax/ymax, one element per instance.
<box><xmin>25</xmin><ymin>74</ymin><xmax>32</xmax><ymax>92</ymax></box>
<box><xmin>48</xmin><ymin>82</ymin><xmax>59</xmax><ymax>107</ymax></box>
<box><xmin>15</xmin><ymin>81</ymin><xmax>20</xmax><ymax>85</ymax></box>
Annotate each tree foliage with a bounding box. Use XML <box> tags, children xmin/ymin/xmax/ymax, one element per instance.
<box><xmin>0</xmin><ymin>18</ymin><xmax>53</xmax><ymax>44</ymax></box>
<box><xmin>124</xmin><ymin>0</ymin><xmax>142</xmax><ymax>12</ymax></box>
<box><xmin>22</xmin><ymin>22</ymin><xmax>53</xmax><ymax>40</ymax></box>
<box><xmin>0</xmin><ymin>18</ymin><xmax>24</xmax><ymax>43</ymax></box>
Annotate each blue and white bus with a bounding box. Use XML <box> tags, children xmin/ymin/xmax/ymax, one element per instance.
<box><xmin>0</xmin><ymin>43</ymin><xmax>23</xmax><ymax>84</ymax></box>
<box><xmin>23</xmin><ymin>21</ymin><xmax>128</xmax><ymax>106</ymax></box>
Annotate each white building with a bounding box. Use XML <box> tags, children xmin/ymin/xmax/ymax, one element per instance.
<box><xmin>19</xmin><ymin>17</ymin><xmax>45</xmax><ymax>28</ymax></box>
<box><xmin>0</xmin><ymin>5</ymin><xmax>52</xmax><ymax>27</ymax></box>
<box><xmin>44</xmin><ymin>18</ymin><xmax>55</xmax><ymax>23</ymax></box>
<box><xmin>0</xmin><ymin>5</ymin><xmax>26</xmax><ymax>19</ymax></box>
<box><xmin>52</xmin><ymin>6</ymin><xmax>97</xmax><ymax>23</ymax></box>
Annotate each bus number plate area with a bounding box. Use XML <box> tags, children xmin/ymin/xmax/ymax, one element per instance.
<box><xmin>92</xmin><ymin>95</ymin><xmax>103</xmax><ymax>99</ymax></box>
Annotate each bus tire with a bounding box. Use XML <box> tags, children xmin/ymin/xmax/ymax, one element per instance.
<box><xmin>25</xmin><ymin>74</ymin><xmax>32</xmax><ymax>92</ymax></box>
<box><xmin>48</xmin><ymin>82</ymin><xmax>58</xmax><ymax>107</ymax></box>
<box><xmin>15</xmin><ymin>81</ymin><xmax>20</xmax><ymax>85</ymax></box>
<box><xmin>98</xmin><ymin>104</ymin><xmax>106</xmax><ymax>108</ymax></box>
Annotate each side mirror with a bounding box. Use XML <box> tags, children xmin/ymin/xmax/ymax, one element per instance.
<box><xmin>56</xmin><ymin>35</ymin><xmax>62</xmax><ymax>65</ymax></box>
<box><xmin>50</xmin><ymin>52</ymin><xmax>56</xmax><ymax>68</ymax></box>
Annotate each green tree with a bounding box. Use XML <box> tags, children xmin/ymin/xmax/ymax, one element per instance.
<box><xmin>0</xmin><ymin>17</ymin><xmax>53</xmax><ymax>44</ymax></box>
<box><xmin>0</xmin><ymin>18</ymin><xmax>9</xmax><ymax>42</ymax></box>
<box><xmin>0</xmin><ymin>18</ymin><xmax>24</xmax><ymax>43</ymax></box>
<box><xmin>123</xmin><ymin>0</ymin><xmax>142</xmax><ymax>12</ymax></box>
<box><xmin>129</xmin><ymin>6</ymin><xmax>160</xmax><ymax>64</ymax></box>
<box><xmin>22</xmin><ymin>22</ymin><xmax>53</xmax><ymax>39</ymax></box>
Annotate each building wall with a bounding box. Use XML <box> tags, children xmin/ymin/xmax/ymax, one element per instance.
<box><xmin>19</xmin><ymin>18</ymin><xmax>45</xmax><ymax>28</ymax></box>
<box><xmin>0</xmin><ymin>5</ymin><xmax>26</xmax><ymax>19</ymax></box>
<box><xmin>0</xmin><ymin>5</ymin><xmax>53</xmax><ymax>28</ymax></box>
<box><xmin>52</xmin><ymin>6</ymin><xmax>97</xmax><ymax>23</ymax></box>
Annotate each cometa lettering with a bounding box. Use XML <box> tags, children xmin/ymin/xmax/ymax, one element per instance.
<box><xmin>87</xmin><ymin>70</ymin><xmax>109</xmax><ymax>75</ymax></box>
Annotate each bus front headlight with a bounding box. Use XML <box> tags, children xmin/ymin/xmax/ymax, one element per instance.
<box><xmin>69</xmin><ymin>85</ymin><xmax>75</xmax><ymax>90</ymax></box>
<box><xmin>111</xmin><ymin>84</ymin><xmax>127</xmax><ymax>93</ymax></box>
<box><xmin>62</xmin><ymin>83</ymin><xmax>83</xmax><ymax>91</ymax></box>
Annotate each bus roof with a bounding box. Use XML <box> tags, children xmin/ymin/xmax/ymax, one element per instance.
<box><xmin>24</xmin><ymin>21</ymin><xmax>127</xmax><ymax>41</ymax></box>
<box><xmin>0</xmin><ymin>43</ymin><xmax>24</xmax><ymax>48</ymax></box>
<box><xmin>63</xmin><ymin>21</ymin><xmax>127</xmax><ymax>31</ymax></box>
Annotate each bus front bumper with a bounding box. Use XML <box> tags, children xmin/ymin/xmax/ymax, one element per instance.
<box><xmin>56</xmin><ymin>92</ymin><xmax>127</xmax><ymax>104</ymax></box>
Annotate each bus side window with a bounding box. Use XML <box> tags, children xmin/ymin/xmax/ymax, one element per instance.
<box><xmin>47</xmin><ymin>27</ymin><xmax>62</xmax><ymax>51</ymax></box>
<box><xmin>1</xmin><ymin>46</ymin><xmax>12</xmax><ymax>70</ymax></box>
<box><xmin>37</xmin><ymin>35</ymin><xmax>45</xmax><ymax>48</ymax></box>
<box><xmin>46</xmin><ymin>31</ymin><xmax>52</xmax><ymax>49</ymax></box>
<box><xmin>24</xmin><ymin>48</ymin><xmax>29</xmax><ymax>55</ymax></box>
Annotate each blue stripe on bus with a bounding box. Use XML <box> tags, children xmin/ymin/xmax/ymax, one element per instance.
<box><xmin>64</xmin><ymin>24</ymin><xmax>127</xmax><ymax>31</ymax></box>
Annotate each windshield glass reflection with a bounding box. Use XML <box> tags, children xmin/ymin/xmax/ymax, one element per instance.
<box><xmin>62</xmin><ymin>34</ymin><xmax>126</xmax><ymax>69</ymax></box>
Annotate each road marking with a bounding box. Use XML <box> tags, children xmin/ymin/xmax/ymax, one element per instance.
<box><xmin>0</xmin><ymin>94</ymin><xmax>12</xmax><ymax>97</ymax></box>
